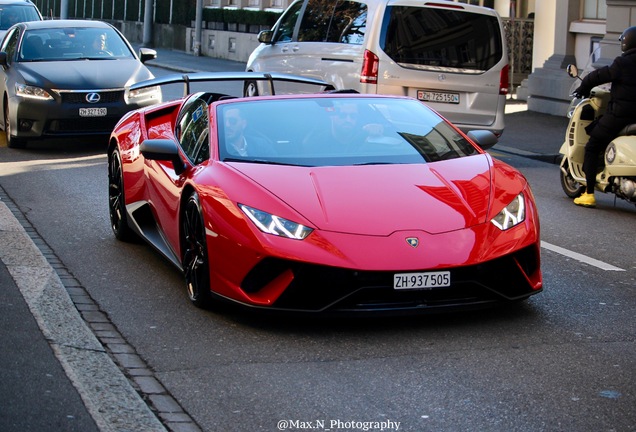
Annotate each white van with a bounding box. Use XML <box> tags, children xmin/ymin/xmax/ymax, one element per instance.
<box><xmin>246</xmin><ymin>0</ymin><xmax>509</xmax><ymax>136</ymax></box>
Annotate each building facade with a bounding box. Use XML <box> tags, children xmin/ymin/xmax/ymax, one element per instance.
<box><xmin>525</xmin><ymin>0</ymin><xmax>636</xmax><ymax>116</ymax></box>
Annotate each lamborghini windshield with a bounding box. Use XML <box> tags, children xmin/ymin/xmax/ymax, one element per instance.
<box><xmin>217</xmin><ymin>96</ymin><xmax>478</xmax><ymax>167</ymax></box>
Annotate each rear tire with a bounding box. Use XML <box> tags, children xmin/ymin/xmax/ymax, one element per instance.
<box><xmin>108</xmin><ymin>148</ymin><xmax>136</xmax><ymax>241</ymax></box>
<box><xmin>4</xmin><ymin>101</ymin><xmax>26</xmax><ymax>149</ymax></box>
<box><xmin>560</xmin><ymin>161</ymin><xmax>585</xmax><ymax>198</ymax></box>
<box><xmin>182</xmin><ymin>192</ymin><xmax>213</xmax><ymax>309</ymax></box>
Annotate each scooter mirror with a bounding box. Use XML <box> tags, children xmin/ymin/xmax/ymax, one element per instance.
<box><xmin>567</xmin><ymin>64</ymin><xmax>579</xmax><ymax>78</ymax></box>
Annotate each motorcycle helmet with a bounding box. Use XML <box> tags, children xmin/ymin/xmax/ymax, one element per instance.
<box><xmin>619</xmin><ymin>26</ymin><xmax>636</xmax><ymax>52</ymax></box>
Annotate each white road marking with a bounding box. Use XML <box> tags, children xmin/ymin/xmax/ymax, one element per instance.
<box><xmin>541</xmin><ymin>241</ymin><xmax>625</xmax><ymax>271</ymax></box>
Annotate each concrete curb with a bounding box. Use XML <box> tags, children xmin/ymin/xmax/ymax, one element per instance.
<box><xmin>0</xmin><ymin>196</ymin><xmax>168</xmax><ymax>432</ymax></box>
<box><xmin>495</xmin><ymin>145</ymin><xmax>562</xmax><ymax>165</ymax></box>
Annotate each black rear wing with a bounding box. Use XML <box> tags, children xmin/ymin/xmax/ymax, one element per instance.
<box><xmin>128</xmin><ymin>71</ymin><xmax>334</xmax><ymax>97</ymax></box>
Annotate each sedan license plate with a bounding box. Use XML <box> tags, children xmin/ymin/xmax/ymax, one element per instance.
<box><xmin>417</xmin><ymin>90</ymin><xmax>460</xmax><ymax>104</ymax></box>
<box><xmin>394</xmin><ymin>271</ymin><xmax>451</xmax><ymax>290</ymax></box>
<box><xmin>79</xmin><ymin>107</ymin><xmax>107</xmax><ymax>117</ymax></box>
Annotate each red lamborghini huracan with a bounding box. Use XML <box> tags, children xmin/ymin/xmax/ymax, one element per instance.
<box><xmin>108</xmin><ymin>72</ymin><xmax>542</xmax><ymax>314</ymax></box>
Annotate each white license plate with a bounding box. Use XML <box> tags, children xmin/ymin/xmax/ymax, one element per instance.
<box><xmin>79</xmin><ymin>107</ymin><xmax>107</xmax><ymax>117</ymax></box>
<box><xmin>394</xmin><ymin>271</ymin><xmax>451</xmax><ymax>290</ymax></box>
<box><xmin>417</xmin><ymin>90</ymin><xmax>460</xmax><ymax>104</ymax></box>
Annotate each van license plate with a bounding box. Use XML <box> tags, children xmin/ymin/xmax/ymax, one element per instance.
<box><xmin>394</xmin><ymin>271</ymin><xmax>451</xmax><ymax>290</ymax></box>
<box><xmin>79</xmin><ymin>107</ymin><xmax>107</xmax><ymax>117</ymax></box>
<box><xmin>417</xmin><ymin>90</ymin><xmax>459</xmax><ymax>104</ymax></box>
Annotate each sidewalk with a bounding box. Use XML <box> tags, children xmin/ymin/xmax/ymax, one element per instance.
<box><xmin>1</xmin><ymin>47</ymin><xmax>569</xmax><ymax>432</ymax></box>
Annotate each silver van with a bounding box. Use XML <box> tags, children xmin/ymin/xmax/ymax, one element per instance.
<box><xmin>246</xmin><ymin>0</ymin><xmax>509</xmax><ymax>136</ymax></box>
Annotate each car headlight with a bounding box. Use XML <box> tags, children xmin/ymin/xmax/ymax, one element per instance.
<box><xmin>15</xmin><ymin>83</ymin><xmax>53</xmax><ymax>100</ymax></box>
<box><xmin>125</xmin><ymin>85</ymin><xmax>161</xmax><ymax>103</ymax></box>
<box><xmin>491</xmin><ymin>192</ymin><xmax>525</xmax><ymax>230</ymax></box>
<box><xmin>240</xmin><ymin>204</ymin><xmax>313</xmax><ymax>240</ymax></box>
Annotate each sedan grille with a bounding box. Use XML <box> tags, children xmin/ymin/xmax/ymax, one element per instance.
<box><xmin>60</xmin><ymin>90</ymin><xmax>124</xmax><ymax>104</ymax></box>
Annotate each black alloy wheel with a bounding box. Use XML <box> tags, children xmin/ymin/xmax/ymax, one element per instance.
<box><xmin>4</xmin><ymin>101</ymin><xmax>26</xmax><ymax>149</ymax></box>
<box><xmin>182</xmin><ymin>192</ymin><xmax>213</xmax><ymax>309</ymax></box>
<box><xmin>108</xmin><ymin>149</ymin><xmax>135</xmax><ymax>241</ymax></box>
<box><xmin>560</xmin><ymin>161</ymin><xmax>586</xmax><ymax>198</ymax></box>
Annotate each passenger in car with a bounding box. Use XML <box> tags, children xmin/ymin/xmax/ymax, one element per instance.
<box><xmin>304</xmin><ymin>102</ymin><xmax>384</xmax><ymax>154</ymax></box>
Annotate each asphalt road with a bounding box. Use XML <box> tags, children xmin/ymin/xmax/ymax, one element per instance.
<box><xmin>1</xmin><ymin>66</ymin><xmax>634</xmax><ymax>431</ymax></box>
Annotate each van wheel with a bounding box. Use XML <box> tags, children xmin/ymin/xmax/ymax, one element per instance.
<box><xmin>244</xmin><ymin>80</ymin><xmax>259</xmax><ymax>97</ymax></box>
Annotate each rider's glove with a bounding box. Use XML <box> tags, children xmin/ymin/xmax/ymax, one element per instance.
<box><xmin>572</xmin><ymin>86</ymin><xmax>589</xmax><ymax>98</ymax></box>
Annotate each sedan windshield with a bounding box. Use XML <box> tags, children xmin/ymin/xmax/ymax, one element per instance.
<box><xmin>217</xmin><ymin>97</ymin><xmax>478</xmax><ymax>167</ymax></box>
<box><xmin>18</xmin><ymin>27</ymin><xmax>134</xmax><ymax>62</ymax></box>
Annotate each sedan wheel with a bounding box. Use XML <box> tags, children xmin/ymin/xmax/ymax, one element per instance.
<box><xmin>108</xmin><ymin>149</ymin><xmax>135</xmax><ymax>241</ymax></box>
<box><xmin>182</xmin><ymin>193</ymin><xmax>212</xmax><ymax>309</ymax></box>
<box><xmin>4</xmin><ymin>101</ymin><xmax>26</xmax><ymax>149</ymax></box>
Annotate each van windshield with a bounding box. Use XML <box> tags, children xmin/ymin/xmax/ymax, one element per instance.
<box><xmin>380</xmin><ymin>6</ymin><xmax>503</xmax><ymax>73</ymax></box>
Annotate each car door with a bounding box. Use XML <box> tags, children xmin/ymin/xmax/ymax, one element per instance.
<box><xmin>144</xmin><ymin>95</ymin><xmax>210</xmax><ymax>255</ymax></box>
<box><xmin>249</xmin><ymin>0</ymin><xmax>303</xmax><ymax>74</ymax></box>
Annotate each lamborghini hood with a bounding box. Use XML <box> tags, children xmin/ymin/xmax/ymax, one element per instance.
<box><xmin>233</xmin><ymin>155</ymin><xmax>495</xmax><ymax>236</ymax></box>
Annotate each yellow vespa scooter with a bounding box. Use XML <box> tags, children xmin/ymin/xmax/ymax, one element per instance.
<box><xmin>559</xmin><ymin>64</ymin><xmax>636</xmax><ymax>206</ymax></box>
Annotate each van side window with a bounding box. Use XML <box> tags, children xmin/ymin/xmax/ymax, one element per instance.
<box><xmin>380</xmin><ymin>6</ymin><xmax>503</xmax><ymax>72</ymax></box>
<box><xmin>273</xmin><ymin>1</ymin><xmax>303</xmax><ymax>43</ymax></box>
<box><xmin>298</xmin><ymin>0</ymin><xmax>367</xmax><ymax>44</ymax></box>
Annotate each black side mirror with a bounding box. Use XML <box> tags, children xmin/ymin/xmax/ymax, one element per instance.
<box><xmin>0</xmin><ymin>52</ymin><xmax>8</xmax><ymax>68</ymax></box>
<box><xmin>139</xmin><ymin>47</ymin><xmax>157</xmax><ymax>64</ymax></box>
<box><xmin>140</xmin><ymin>139</ymin><xmax>187</xmax><ymax>175</ymax></box>
<box><xmin>467</xmin><ymin>130</ymin><xmax>498</xmax><ymax>151</ymax></box>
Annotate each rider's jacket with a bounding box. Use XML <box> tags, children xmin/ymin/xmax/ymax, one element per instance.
<box><xmin>577</xmin><ymin>48</ymin><xmax>636</xmax><ymax>119</ymax></box>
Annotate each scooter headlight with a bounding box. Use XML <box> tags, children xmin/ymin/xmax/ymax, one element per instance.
<box><xmin>606</xmin><ymin>143</ymin><xmax>616</xmax><ymax>164</ymax></box>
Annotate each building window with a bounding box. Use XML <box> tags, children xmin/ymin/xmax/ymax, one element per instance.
<box><xmin>583</xmin><ymin>0</ymin><xmax>606</xmax><ymax>20</ymax></box>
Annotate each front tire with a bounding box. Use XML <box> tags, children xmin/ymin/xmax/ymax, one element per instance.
<box><xmin>182</xmin><ymin>193</ymin><xmax>213</xmax><ymax>309</ymax></box>
<box><xmin>560</xmin><ymin>161</ymin><xmax>585</xmax><ymax>198</ymax></box>
<box><xmin>108</xmin><ymin>148</ymin><xmax>135</xmax><ymax>241</ymax></box>
<box><xmin>4</xmin><ymin>101</ymin><xmax>26</xmax><ymax>149</ymax></box>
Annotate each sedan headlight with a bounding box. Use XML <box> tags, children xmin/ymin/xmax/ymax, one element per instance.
<box><xmin>491</xmin><ymin>192</ymin><xmax>525</xmax><ymax>230</ymax></box>
<box><xmin>125</xmin><ymin>85</ymin><xmax>161</xmax><ymax>103</ymax></box>
<box><xmin>240</xmin><ymin>204</ymin><xmax>313</xmax><ymax>240</ymax></box>
<box><xmin>15</xmin><ymin>83</ymin><xmax>53</xmax><ymax>100</ymax></box>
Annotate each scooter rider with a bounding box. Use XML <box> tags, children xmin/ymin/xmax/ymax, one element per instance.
<box><xmin>572</xmin><ymin>26</ymin><xmax>636</xmax><ymax>208</ymax></box>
